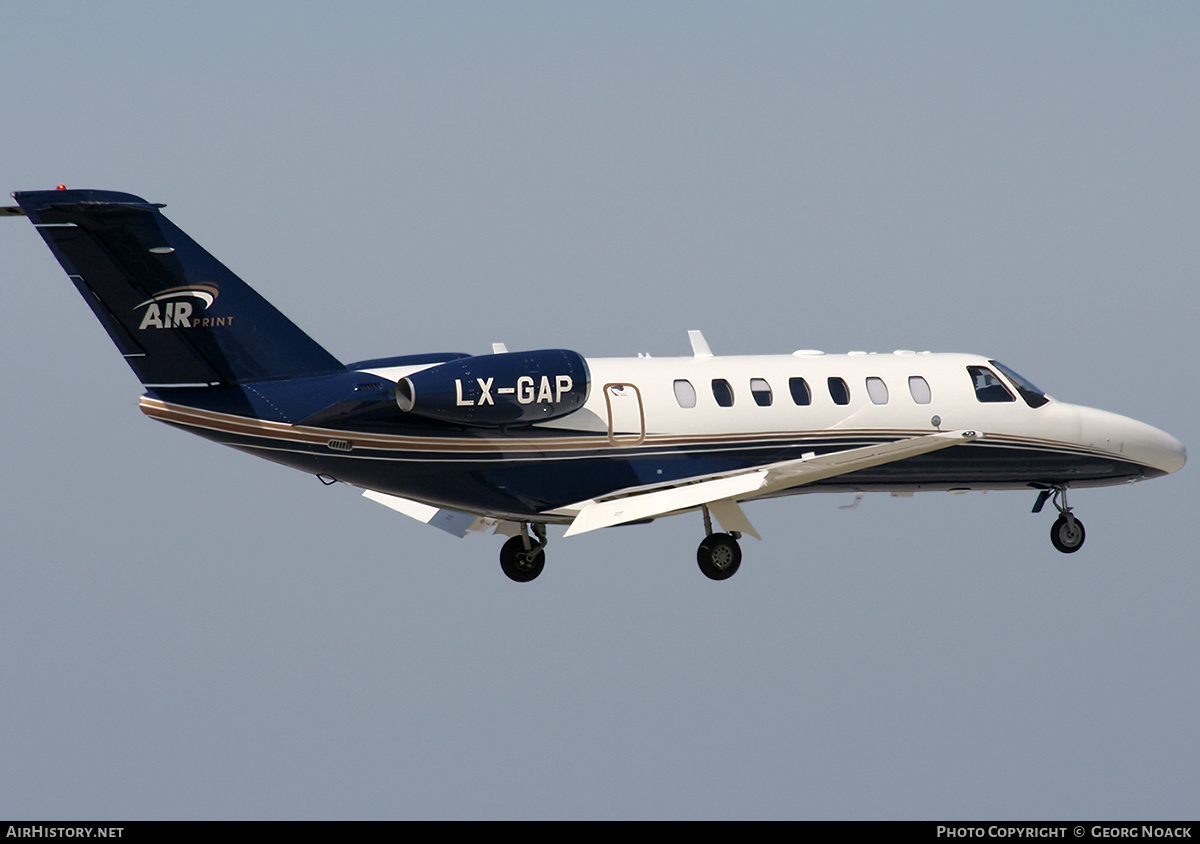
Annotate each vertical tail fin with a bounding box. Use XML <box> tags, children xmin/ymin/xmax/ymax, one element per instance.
<box><xmin>13</xmin><ymin>188</ymin><xmax>343</xmax><ymax>387</ymax></box>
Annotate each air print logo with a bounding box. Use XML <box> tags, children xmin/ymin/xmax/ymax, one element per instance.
<box><xmin>135</xmin><ymin>284</ymin><xmax>231</xmax><ymax>330</ymax></box>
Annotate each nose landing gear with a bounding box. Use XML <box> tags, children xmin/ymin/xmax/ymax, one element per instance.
<box><xmin>1050</xmin><ymin>513</ymin><xmax>1086</xmax><ymax>553</ymax></box>
<box><xmin>1035</xmin><ymin>487</ymin><xmax>1086</xmax><ymax>554</ymax></box>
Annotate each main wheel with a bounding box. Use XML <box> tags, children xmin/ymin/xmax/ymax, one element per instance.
<box><xmin>1050</xmin><ymin>515</ymin><xmax>1086</xmax><ymax>554</ymax></box>
<box><xmin>697</xmin><ymin>533</ymin><xmax>742</xmax><ymax>580</ymax></box>
<box><xmin>500</xmin><ymin>536</ymin><xmax>545</xmax><ymax>582</ymax></box>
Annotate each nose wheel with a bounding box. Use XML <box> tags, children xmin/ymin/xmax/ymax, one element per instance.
<box><xmin>1036</xmin><ymin>487</ymin><xmax>1086</xmax><ymax>554</ymax></box>
<box><xmin>1050</xmin><ymin>514</ymin><xmax>1085</xmax><ymax>553</ymax></box>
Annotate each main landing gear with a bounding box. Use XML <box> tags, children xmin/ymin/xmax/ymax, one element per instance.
<box><xmin>500</xmin><ymin>523</ymin><xmax>547</xmax><ymax>582</ymax></box>
<box><xmin>696</xmin><ymin>505</ymin><xmax>743</xmax><ymax>580</ymax></box>
<box><xmin>697</xmin><ymin>532</ymin><xmax>742</xmax><ymax>580</ymax></box>
<box><xmin>1034</xmin><ymin>486</ymin><xmax>1086</xmax><ymax>554</ymax></box>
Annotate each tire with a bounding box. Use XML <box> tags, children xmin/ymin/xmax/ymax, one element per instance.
<box><xmin>1050</xmin><ymin>515</ymin><xmax>1086</xmax><ymax>554</ymax></box>
<box><xmin>697</xmin><ymin>533</ymin><xmax>742</xmax><ymax>580</ymax></box>
<box><xmin>500</xmin><ymin>535</ymin><xmax>545</xmax><ymax>582</ymax></box>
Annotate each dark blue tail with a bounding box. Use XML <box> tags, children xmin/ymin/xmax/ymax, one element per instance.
<box><xmin>14</xmin><ymin>188</ymin><xmax>344</xmax><ymax>387</ymax></box>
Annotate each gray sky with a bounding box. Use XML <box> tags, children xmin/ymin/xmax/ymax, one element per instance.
<box><xmin>2</xmin><ymin>2</ymin><xmax>1197</xmax><ymax>819</ymax></box>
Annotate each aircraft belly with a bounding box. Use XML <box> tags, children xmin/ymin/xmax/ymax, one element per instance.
<box><xmin>791</xmin><ymin>438</ymin><xmax>1149</xmax><ymax>490</ymax></box>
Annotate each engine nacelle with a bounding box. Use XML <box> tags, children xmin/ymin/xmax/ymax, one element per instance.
<box><xmin>395</xmin><ymin>349</ymin><xmax>590</xmax><ymax>427</ymax></box>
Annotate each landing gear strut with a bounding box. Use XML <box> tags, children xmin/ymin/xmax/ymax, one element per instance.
<box><xmin>500</xmin><ymin>523</ymin><xmax>547</xmax><ymax>582</ymax></box>
<box><xmin>1036</xmin><ymin>487</ymin><xmax>1086</xmax><ymax>554</ymax></box>
<box><xmin>696</xmin><ymin>505</ymin><xmax>743</xmax><ymax>580</ymax></box>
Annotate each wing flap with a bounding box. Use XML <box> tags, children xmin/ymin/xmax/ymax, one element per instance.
<box><xmin>707</xmin><ymin>498</ymin><xmax>761</xmax><ymax>540</ymax></box>
<box><xmin>563</xmin><ymin>472</ymin><xmax>767</xmax><ymax>536</ymax></box>
<box><xmin>363</xmin><ymin>489</ymin><xmax>481</xmax><ymax>536</ymax></box>
<box><xmin>362</xmin><ymin>489</ymin><xmax>527</xmax><ymax>538</ymax></box>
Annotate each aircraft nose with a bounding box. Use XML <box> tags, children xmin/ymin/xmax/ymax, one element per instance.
<box><xmin>1079</xmin><ymin>407</ymin><xmax>1187</xmax><ymax>478</ymax></box>
<box><xmin>1144</xmin><ymin>426</ymin><xmax>1187</xmax><ymax>476</ymax></box>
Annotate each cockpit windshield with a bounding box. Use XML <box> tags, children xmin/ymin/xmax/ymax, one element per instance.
<box><xmin>990</xmin><ymin>360</ymin><xmax>1049</xmax><ymax>408</ymax></box>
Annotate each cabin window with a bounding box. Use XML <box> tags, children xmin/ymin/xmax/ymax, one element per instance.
<box><xmin>967</xmin><ymin>366</ymin><xmax>1015</xmax><ymax>403</ymax></box>
<box><xmin>866</xmin><ymin>377</ymin><xmax>889</xmax><ymax>405</ymax></box>
<box><xmin>789</xmin><ymin>377</ymin><xmax>812</xmax><ymax>406</ymax></box>
<box><xmin>750</xmin><ymin>378</ymin><xmax>773</xmax><ymax>407</ymax></box>
<box><xmin>673</xmin><ymin>379</ymin><xmax>697</xmax><ymax>408</ymax></box>
<box><xmin>711</xmin><ymin>379</ymin><xmax>735</xmax><ymax>407</ymax></box>
<box><xmin>908</xmin><ymin>376</ymin><xmax>932</xmax><ymax>404</ymax></box>
<box><xmin>828</xmin><ymin>377</ymin><xmax>850</xmax><ymax>406</ymax></box>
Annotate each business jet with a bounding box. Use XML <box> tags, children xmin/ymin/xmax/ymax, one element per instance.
<box><xmin>6</xmin><ymin>188</ymin><xmax>1186</xmax><ymax>582</ymax></box>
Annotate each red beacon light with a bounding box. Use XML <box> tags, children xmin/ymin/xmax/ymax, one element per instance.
<box><xmin>56</xmin><ymin>184</ymin><xmax>66</xmax><ymax>190</ymax></box>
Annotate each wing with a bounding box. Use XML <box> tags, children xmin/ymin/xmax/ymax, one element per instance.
<box><xmin>559</xmin><ymin>429</ymin><xmax>980</xmax><ymax>537</ymax></box>
<box><xmin>362</xmin><ymin>489</ymin><xmax>523</xmax><ymax>538</ymax></box>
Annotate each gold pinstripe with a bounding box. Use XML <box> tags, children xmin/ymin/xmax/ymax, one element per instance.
<box><xmin>139</xmin><ymin>396</ymin><xmax>1110</xmax><ymax>463</ymax></box>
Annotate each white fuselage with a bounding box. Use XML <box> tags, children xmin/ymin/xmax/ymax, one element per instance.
<box><xmin>366</xmin><ymin>348</ymin><xmax>1185</xmax><ymax>492</ymax></box>
<box><xmin>348</xmin><ymin>348</ymin><xmax>1180</xmax><ymax>518</ymax></box>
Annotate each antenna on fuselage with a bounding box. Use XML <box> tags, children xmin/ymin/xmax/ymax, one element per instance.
<box><xmin>688</xmin><ymin>330</ymin><xmax>713</xmax><ymax>358</ymax></box>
